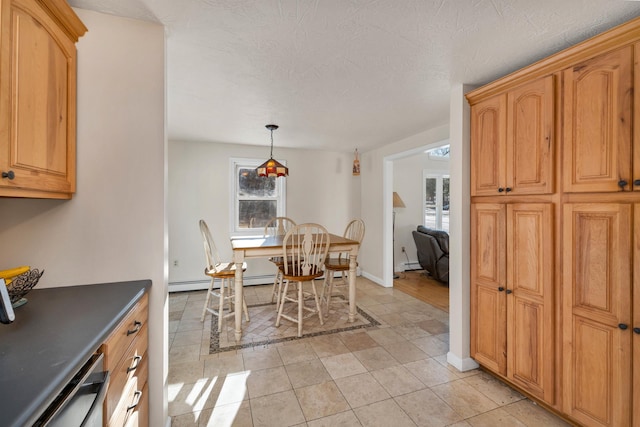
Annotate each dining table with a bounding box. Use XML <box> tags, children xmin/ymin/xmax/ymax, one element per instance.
<box><xmin>230</xmin><ymin>233</ymin><xmax>360</xmax><ymax>341</ymax></box>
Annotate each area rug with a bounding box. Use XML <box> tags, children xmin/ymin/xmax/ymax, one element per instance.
<box><xmin>210</xmin><ymin>295</ymin><xmax>380</xmax><ymax>354</ymax></box>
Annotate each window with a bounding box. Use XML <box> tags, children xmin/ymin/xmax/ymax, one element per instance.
<box><xmin>423</xmin><ymin>173</ymin><xmax>449</xmax><ymax>232</ymax></box>
<box><xmin>426</xmin><ymin>145</ymin><xmax>450</xmax><ymax>160</ymax></box>
<box><xmin>230</xmin><ymin>158</ymin><xmax>286</xmax><ymax>234</ymax></box>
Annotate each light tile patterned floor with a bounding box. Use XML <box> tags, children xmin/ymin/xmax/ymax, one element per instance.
<box><xmin>168</xmin><ymin>277</ymin><xmax>570</xmax><ymax>427</ymax></box>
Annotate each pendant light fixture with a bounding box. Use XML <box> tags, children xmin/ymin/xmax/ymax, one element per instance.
<box><xmin>256</xmin><ymin>124</ymin><xmax>288</xmax><ymax>177</ymax></box>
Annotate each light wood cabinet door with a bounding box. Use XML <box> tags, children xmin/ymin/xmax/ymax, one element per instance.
<box><xmin>471</xmin><ymin>95</ymin><xmax>506</xmax><ymax>196</ymax></box>
<box><xmin>563</xmin><ymin>46</ymin><xmax>633</xmax><ymax>193</ymax></box>
<box><xmin>506</xmin><ymin>76</ymin><xmax>554</xmax><ymax>195</ymax></box>
<box><xmin>505</xmin><ymin>203</ymin><xmax>554</xmax><ymax>402</ymax></box>
<box><xmin>562</xmin><ymin>203</ymin><xmax>632</xmax><ymax>427</ymax></box>
<box><xmin>471</xmin><ymin>76</ymin><xmax>554</xmax><ymax>196</ymax></box>
<box><xmin>634</xmin><ymin>205</ymin><xmax>640</xmax><ymax>427</ymax></box>
<box><xmin>0</xmin><ymin>0</ymin><xmax>85</xmax><ymax>198</ymax></box>
<box><xmin>470</xmin><ymin>204</ymin><xmax>507</xmax><ymax>374</ymax></box>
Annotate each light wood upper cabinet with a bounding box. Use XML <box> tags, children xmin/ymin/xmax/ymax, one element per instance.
<box><xmin>471</xmin><ymin>96</ymin><xmax>506</xmax><ymax>196</ymax></box>
<box><xmin>562</xmin><ymin>203</ymin><xmax>632</xmax><ymax>427</ymax></box>
<box><xmin>470</xmin><ymin>76</ymin><xmax>554</xmax><ymax>196</ymax></box>
<box><xmin>471</xmin><ymin>203</ymin><xmax>555</xmax><ymax>403</ymax></box>
<box><xmin>563</xmin><ymin>46</ymin><xmax>633</xmax><ymax>193</ymax></box>
<box><xmin>0</xmin><ymin>0</ymin><xmax>86</xmax><ymax>199</ymax></box>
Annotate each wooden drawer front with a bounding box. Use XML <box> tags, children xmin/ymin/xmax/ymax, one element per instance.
<box><xmin>123</xmin><ymin>383</ymin><xmax>149</xmax><ymax>427</ymax></box>
<box><xmin>109</xmin><ymin>358</ymin><xmax>148</xmax><ymax>427</ymax></box>
<box><xmin>105</xmin><ymin>324</ymin><xmax>148</xmax><ymax>422</ymax></box>
<box><xmin>103</xmin><ymin>293</ymin><xmax>148</xmax><ymax>371</ymax></box>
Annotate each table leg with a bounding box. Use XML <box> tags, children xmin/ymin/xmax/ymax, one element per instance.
<box><xmin>234</xmin><ymin>257</ymin><xmax>244</xmax><ymax>342</ymax></box>
<box><xmin>348</xmin><ymin>252</ymin><xmax>357</xmax><ymax>322</ymax></box>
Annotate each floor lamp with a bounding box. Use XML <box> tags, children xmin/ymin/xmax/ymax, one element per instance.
<box><xmin>392</xmin><ymin>192</ymin><xmax>406</xmax><ymax>279</ymax></box>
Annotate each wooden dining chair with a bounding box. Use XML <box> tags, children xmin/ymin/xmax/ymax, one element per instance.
<box><xmin>320</xmin><ymin>219</ymin><xmax>365</xmax><ymax>315</ymax></box>
<box><xmin>199</xmin><ymin>219</ymin><xmax>249</xmax><ymax>332</ymax></box>
<box><xmin>275</xmin><ymin>223</ymin><xmax>330</xmax><ymax>337</ymax></box>
<box><xmin>264</xmin><ymin>217</ymin><xmax>296</xmax><ymax>311</ymax></box>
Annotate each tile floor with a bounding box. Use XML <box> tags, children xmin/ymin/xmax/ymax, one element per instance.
<box><xmin>168</xmin><ymin>277</ymin><xmax>570</xmax><ymax>427</ymax></box>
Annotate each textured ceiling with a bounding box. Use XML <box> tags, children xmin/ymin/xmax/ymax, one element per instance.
<box><xmin>68</xmin><ymin>0</ymin><xmax>640</xmax><ymax>152</ymax></box>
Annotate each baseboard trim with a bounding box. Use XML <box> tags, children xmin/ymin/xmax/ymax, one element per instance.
<box><xmin>168</xmin><ymin>275</ymin><xmax>274</xmax><ymax>292</ymax></box>
<box><xmin>446</xmin><ymin>352</ymin><xmax>479</xmax><ymax>372</ymax></box>
<box><xmin>361</xmin><ymin>271</ymin><xmax>389</xmax><ymax>287</ymax></box>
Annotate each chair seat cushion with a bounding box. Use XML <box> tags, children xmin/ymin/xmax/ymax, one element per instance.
<box><xmin>324</xmin><ymin>257</ymin><xmax>356</xmax><ymax>271</ymax></box>
<box><xmin>278</xmin><ymin>264</ymin><xmax>323</xmax><ymax>281</ymax></box>
<box><xmin>205</xmin><ymin>261</ymin><xmax>247</xmax><ymax>278</ymax></box>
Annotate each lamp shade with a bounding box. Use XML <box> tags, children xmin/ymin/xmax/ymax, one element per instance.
<box><xmin>393</xmin><ymin>192</ymin><xmax>406</xmax><ymax>208</ymax></box>
<box><xmin>256</xmin><ymin>158</ymin><xmax>288</xmax><ymax>177</ymax></box>
<box><xmin>256</xmin><ymin>124</ymin><xmax>288</xmax><ymax>177</ymax></box>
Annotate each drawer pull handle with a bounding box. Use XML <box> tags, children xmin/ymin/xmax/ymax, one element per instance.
<box><xmin>1</xmin><ymin>171</ymin><xmax>15</xmax><ymax>180</ymax></box>
<box><xmin>505</xmin><ymin>187</ymin><xmax>512</xmax><ymax>192</ymax></box>
<box><xmin>633</xmin><ymin>327</ymin><xmax>640</xmax><ymax>334</ymax></box>
<box><xmin>505</xmin><ymin>289</ymin><xmax>513</xmax><ymax>294</ymax></box>
<box><xmin>498</xmin><ymin>187</ymin><xmax>505</xmax><ymax>193</ymax></box>
<box><xmin>498</xmin><ymin>286</ymin><xmax>505</xmax><ymax>292</ymax></box>
<box><xmin>618</xmin><ymin>180</ymin><xmax>628</xmax><ymax>189</ymax></box>
<box><xmin>619</xmin><ymin>323</ymin><xmax>628</xmax><ymax>330</ymax></box>
<box><xmin>634</xmin><ymin>179</ymin><xmax>640</xmax><ymax>187</ymax></box>
<box><xmin>127</xmin><ymin>390</ymin><xmax>142</xmax><ymax>412</ymax></box>
<box><xmin>127</xmin><ymin>320</ymin><xmax>142</xmax><ymax>336</ymax></box>
<box><xmin>127</xmin><ymin>355</ymin><xmax>142</xmax><ymax>373</ymax></box>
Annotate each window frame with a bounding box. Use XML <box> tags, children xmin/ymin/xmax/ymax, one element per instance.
<box><xmin>422</xmin><ymin>172</ymin><xmax>450</xmax><ymax>232</ymax></box>
<box><xmin>229</xmin><ymin>157</ymin><xmax>287</xmax><ymax>236</ymax></box>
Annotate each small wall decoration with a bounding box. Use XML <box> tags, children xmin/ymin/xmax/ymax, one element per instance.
<box><xmin>352</xmin><ymin>149</ymin><xmax>360</xmax><ymax>176</ymax></box>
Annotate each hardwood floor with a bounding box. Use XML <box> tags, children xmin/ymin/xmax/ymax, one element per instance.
<box><xmin>394</xmin><ymin>269</ymin><xmax>449</xmax><ymax>312</ymax></box>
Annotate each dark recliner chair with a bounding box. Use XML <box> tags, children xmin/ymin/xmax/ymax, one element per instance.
<box><xmin>412</xmin><ymin>225</ymin><xmax>449</xmax><ymax>285</ymax></box>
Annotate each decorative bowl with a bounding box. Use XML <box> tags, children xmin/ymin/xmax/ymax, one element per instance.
<box><xmin>7</xmin><ymin>269</ymin><xmax>44</xmax><ymax>305</ymax></box>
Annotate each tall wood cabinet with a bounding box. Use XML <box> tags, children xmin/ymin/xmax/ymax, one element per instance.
<box><xmin>471</xmin><ymin>203</ymin><xmax>555</xmax><ymax>403</ymax></box>
<box><xmin>562</xmin><ymin>203</ymin><xmax>633</xmax><ymax>427</ymax></box>
<box><xmin>467</xmin><ymin>15</ymin><xmax>640</xmax><ymax>427</ymax></box>
<box><xmin>0</xmin><ymin>0</ymin><xmax>86</xmax><ymax>199</ymax></box>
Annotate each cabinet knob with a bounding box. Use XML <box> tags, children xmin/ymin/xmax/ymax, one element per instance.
<box><xmin>634</xmin><ymin>179</ymin><xmax>640</xmax><ymax>186</ymax></box>
<box><xmin>505</xmin><ymin>289</ymin><xmax>513</xmax><ymax>294</ymax></box>
<box><xmin>619</xmin><ymin>323</ymin><xmax>628</xmax><ymax>330</ymax></box>
<box><xmin>498</xmin><ymin>286</ymin><xmax>505</xmax><ymax>292</ymax></box>
<box><xmin>1</xmin><ymin>171</ymin><xmax>15</xmax><ymax>180</ymax></box>
<box><xmin>618</xmin><ymin>180</ymin><xmax>628</xmax><ymax>189</ymax></box>
<box><xmin>505</xmin><ymin>187</ymin><xmax>512</xmax><ymax>192</ymax></box>
<box><xmin>498</xmin><ymin>187</ymin><xmax>505</xmax><ymax>193</ymax></box>
<box><xmin>633</xmin><ymin>327</ymin><xmax>640</xmax><ymax>334</ymax></box>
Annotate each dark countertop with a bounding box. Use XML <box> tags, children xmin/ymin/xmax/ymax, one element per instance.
<box><xmin>0</xmin><ymin>280</ymin><xmax>150</xmax><ymax>427</ymax></box>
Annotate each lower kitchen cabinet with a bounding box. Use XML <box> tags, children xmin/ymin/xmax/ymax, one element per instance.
<box><xmin>101</xmin><ymin>292</ymin><xmax>149</xmax><ymax>426</ymax></box>
<box><xmin>471</xmin><ymin>203</ymin><xmax>555</xmax><ymax>404</ymax></box>
<box><xmin>562</xmin><ymin>203</ymin><xmax>638</xmax><ymax>427</ymax></box>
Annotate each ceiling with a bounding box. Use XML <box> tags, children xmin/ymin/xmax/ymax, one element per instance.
<box><xmin>67</xmin><ymin>0</ymin><xmax>640</xmax><ymax>152</ymax></box>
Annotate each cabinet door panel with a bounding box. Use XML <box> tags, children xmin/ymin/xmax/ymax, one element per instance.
<box><xmin>471</xmin><ymin>96</ymin><xmax>506</xmax><ymax>196</ymax></box>
<box><xmin>634</xmin><ymin>205</ymin><xmax>640</xmax><ymax>427</ymax></box>
<box><xmin>0</xmin><ymin>0</ymin><xmax>77</xmax><ymax>195</ymax></box>
<box><xmin>470</xmin><ymin>204</ymin><xmax>506</xmax><ymax>374</ymax></box>
<box><xmin>506</xmin><ymin>76</ymin><xmax>554</xmax><ymax>194</ymax></box>
<box><xmin>506</xmin><ymin>203</ymin><xmax>554</xmax><ymax>402</ymax></box>
<box><xmin>563</xmin><ymin>46</ymin><xmax>632</xmax><ymax>193</ymax></box>
<box><xmin>563</xmin><ymin>203</ymin><xmax>632</xmax><ymax>427</ymax></box>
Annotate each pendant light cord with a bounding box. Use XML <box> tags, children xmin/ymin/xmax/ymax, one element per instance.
<box><xmin>270</xmin><ymin>128</ymin><xmax>274</xmax><ymax>159</ymax></box>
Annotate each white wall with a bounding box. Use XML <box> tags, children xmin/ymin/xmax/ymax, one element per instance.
<box><xmin>169</xmin><ymin>140</ymin><xmax>360</xmax><ymax>287</ymax></box>
<box><xmin>392</xmin><ymin>153</ymin><xmax>449</xmax><ymax>271</ymax></box>
<box><xmin>447</xmin><ymin>83</ymin><xmax>478</xmax><ymax>372</ymax></box>
<box><xmin>359</xmin><ymin>125</ymin><xmax>448</xmax><ymax>284</ymax></box>
<box><xmin>0</xmin><ymin>9</ymin><xmax>168</xmax><ymax>425</ymax></box>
